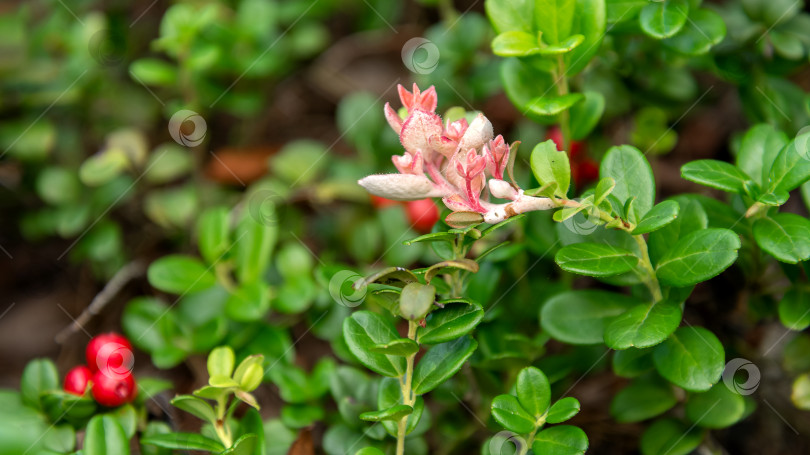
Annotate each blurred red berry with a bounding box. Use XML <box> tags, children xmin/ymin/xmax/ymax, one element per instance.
<box><xmin>405</xmin><ymin>198</ymin><xmax>438</xmax><ymax>234</ymax></box>
<box><xmin>578</xmin><ymin>160</ymin><xmax>600</xmax><ymax>184</ymax></box>
<box><xmin>546</xmin><ymin>126</ymin><xmax>583</xmax><ymax>159</ymax></box>
<box><xmin>91</xmin><ymin>370</ymin><xmax>137</xmax><ymax>407</ymax></box>
<box><xmin>63</xmin><ymin>365</ymin><xmax>92</xmax><ymax>396</ymax></box>
<box><xmin>370</xmin><ymin>195</ymin><xmax>400</xmax><ymax>209</ymax></box>
<box><xmin>86</xmin><ymin>333</ymin><xmax>133</xmax><ymax>375</ymax></box>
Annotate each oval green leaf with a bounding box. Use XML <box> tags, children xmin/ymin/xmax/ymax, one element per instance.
<box><xmin>653</xmin><ymin>326</ymin><xmax>725</xmax><ymax>392</ymax></box>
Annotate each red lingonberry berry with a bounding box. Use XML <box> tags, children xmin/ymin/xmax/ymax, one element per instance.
<box><xmin>370</xmin><ymin>195</ymin><xmax>400</xmax><ymax>209</ymax></box>
<box><xmin>405</xmin><ymin>198</ymin><xmax>439</xmax><ymax>234</ymax></box>
<box><xmin>86</xmin><ymin>333</ymin><xmax>133</xmax><ymax>374</ymax></box>
<box><xmin>91</xmin><ymin>370</ymin><xmax>137</xmax><ymax>407</ymax></box>
<box><xmin>546</xmin><ymin>126</ymin><xmax>584</xmax><ymax>159</ymax></box>
<box><xmin>63</xmin><ymin>365</ymin><xmax>92</xmax><ymax>396</ymax></box>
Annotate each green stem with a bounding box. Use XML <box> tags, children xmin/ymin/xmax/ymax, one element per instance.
<box><xmin>519</xmin><ymin>424</ymin><xmax>541</xmax><ymax>455</ymax></box>
<box><xmin>396</xmin><ymin>321</ymin><xmax>419</xmax><ymax>455</ymax></box>
<box><xmin>555</xmin><ymin>55</ymin><xmax>572</xmax><ymax>152</ymax></box>
<box><xmin>633</xmin><ymin>234</ymin><xmax>663</xmax><ymax>303</ymax></box>
<box><xmin>214</xmin><ymin>396</ymin><xmax>233</xmax><ymax>448</ymax></box>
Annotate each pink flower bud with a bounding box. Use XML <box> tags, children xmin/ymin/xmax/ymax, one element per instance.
<box><xmin>398</xmin><ymin>84</ymin><xmax>438</xmax><ymax>113</ymax></box>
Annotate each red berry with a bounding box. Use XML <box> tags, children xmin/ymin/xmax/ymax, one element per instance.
<box><xmin>577</xmin><ymin>160</ymin><xmax>600</xmax><ymax>186</ymax></box>
<box><xmin>91</xmin><ymin>370</ymin><xmax>137</xmax><ymax>407</ymax></box>
<box><xmin>370</xmin><ymin>195</ymin><xmax>400</xmax><ymax>209</ymax></box>
<box><xmin>63</xmin><ymin>365</ymin><xmax>92</xmax><ymax>396</ymax></box>
<box><xmin>546</xmin><ymin>126</ymin><xmax>583</xmax><ymax>158</ymax></box>
<box><xmin>86</xmin><ymin>333</ymin><xmax>133</xmax><ymax>374</ymax></box>
<box><xmin>405</xmin><ymin>198</ymin><xmax>439</xmax><ymax>234</ymax></box>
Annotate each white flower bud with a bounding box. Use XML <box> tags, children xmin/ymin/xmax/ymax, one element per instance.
<box><xmin>358</xmin><ymin>174</ymin><xmax>447</xmax><ymax>200</ymax></box>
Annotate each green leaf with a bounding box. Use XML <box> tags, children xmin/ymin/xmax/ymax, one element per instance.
<box><xmin>639</xmin><ymin>0</ymin><xmax>689</xmax><ymax>39</ymax></box>
<box><xmin>492</xmin><ymin>31</ymin><xmax>541</xmax><ymax>56</ymax></box>
<box><xmin>663</xmin><ymin>8</ymin><xmax>727</xmax><ymax>56</ymax></box>
<box><xmin>399</xmin><ymin>282</ymin><xmax>436</xmax><ymax>321</ymax></box>
<box><xmin>491</xmin><ymin>394</ymin><xmax>536</xmax><ymax>434</ymax></box>
<box><xmin>281</xmin><ymin>403</ymin><xmax>323</xmax><ymax>429</ymax></box>
<box><xmin>234</xmin><ymin>208</ymin><xmax>277</xmax><ymax>284</ymax></box>
<box><xmin>486</xmin><ymin>0</ymin><xmax>534</xmax><ymax>33</ymax></box>
<box><xmin>613</xmin><ymin>348</ymin><xmax>655</xmax><ymax>378</ymax></box>
<box><xmin>594</xmin><ymin>177</ymin><xmax>615</xmax><ymax>204</ymax></box>
<box><xmin>532</xmin><ymin>425</ymin><xmax>589</xmax><ymax>455</ymax></box>
<box><xmin>445</xmin><ymin>211</ymin><xmax>485</xmax><ymax>229</ymax></box>
<box><xmin>171</xmin><ymin>395</ymin><xmax>216</xmax><ymax>424</ymax></box>
<box><xmin>792</xmin><ymin>373</ymin><xmax>810</xmax><ymax>410</ymax></box>
<box><xmin>220</xmin><ymin>434</ymin><xmax>257</xmax><ymax>455</ymax></box>
<box><xmin>378</xmin><ymin>377</ymin><xmax>425</xmax><ymax>436</ymax></box>
<box><xmin>655</xmin><ymin>228</ymin><xmax>740</xmax><ymax>287</ymax></box>
<box><xmin>355</xmin><ymin>448</ymin><xmax>386</xmax><ymax>455</ymax></box>
<box><xmin>141</xmin><ymin>432</ymin><xmax>225</xmax><ymax>452</ymax></box>
<box><xmin>681</xmin><ymin>160</ymin><xmax>750</xmax><ymax>193</ymax></box>
<box><xmin>197</xmin><ymin>207</ymin><xmax>230</xmax><ymax>264</ymax></box>
<box><xmin>653</xmin><ymin>326</ymin><xmax>725</xmax><ymax>392</ymax></box>
<box><xmin>547</xmin><ymin>397</ymin><xmax>581</xmax><ymax>423</ymax></box>
<box><xmin>631</xmin><ymin>201</ymin><xmax>680</xmax><ymax>235</ymax></box>
<box><xmin>85</xmin><ymin>415</ymin><xmax>130</xmax><ymax>455</ymax></box>
<box><xmin>564</xmin><ymin>0</ymin><xmax>606</xmax><ymax>75</ymax></box>
<box><xmin>648</xmin><ymin>196</ymin><xmax>708</xmax><ymax>265</ymax></box>
<box><xmin>129</xmin><ymin>58</ymin><xmax>177</xmax><ymax>86</ymax></box>
<box><xmin>359</xmin><ymin>404</ymin><xmax>413</xmax><ymax>422</ymax></box>
<box><xmin>737</xmin><ymin>124</ymin><xmax>789</xmax><ymax>187</ymax></box>
<box><xmin>148</xmin><ymin>255</ymin><xmax>216</xmax><ymax>295</ymax></box>
<box><xmin>535</xmin><ymin>0</ymin><xmax>576</xmax><ymax>44</ymax></box>
<box><xmin>536</xmin><ymin>34</ymin><xmax>585</xmax><ymax>55</ymax></box>
<box><xmin>343</xmin><ymin>311</ymin><xmax>406</xmax><ymax>377</ymax></box>
<box><xmin>610</xmin><ymin>378</ymin><xmax>677</xmax><ymax>422</ymax></box>
<box><xmin>418</xmin><ymin>300</ymin><xmax>484</xmax><ymax>345</ymax></box>
<box><xmin>225</xmin><ymin>281</ymin><xmax>271</xmax><ymax>321</ymax></box>
<box><xmin>604</xmin><ymin>301</ymin><xmax>682</xmax><ymax>350</ymax></box>
<box><xmin>80</xmin><ymin>150</ymin><xmax>129</xmax><ymax>187</ymax></box>
<box><xmin>526</xmin><ymin>94</ymin><xmax>585</xmax><ymax>117</ymax></box>
<box><xmin>369</xmin><ymin>339</ymin><xmax>420</xmax><ymax>356</ymax></box>
<box><xmin>685</xmin><ymin>383</ymin><xmax>746</xmax><ymax>429</ymax></box>
<box><xmin>768</xmin><ymin>130</ymin><xmax>810</xmax><ymax>194</ymax></box>
<box><xmin>541</xmin><ymin>290</ymin><xmax>640</xmax><ymax>344</ymax></box>
<box><xmin>606</xmin><ymin>0</ymin><xmax>647</xmax><ymax>23</ymax></box>
<box><xmin>569</xmin><ymin>91</ymin><xmax>605</xmax><ymax>140</ymax></box>
<box><xmin>516</xmin><ymin>366</ymin><xmax>551</xmax><ymax>417</ymax></box>
<box><xmin>600</xmin><ymin>145</ymin><xmax>655</xmax><ymax>219</ymax></box>
<box><xmin>555</xmin><ymin>243</ymin><xmax>638</xmax><ymax>277</ymax></box>
<box><xmin>778</xmin><ymin>287</ymin><xmax>810</xmax><ymax>330</ymax></box>
<box><xmin>753</xmin><ymin>213</ymin><xmax>810</xmax><ymax>264</ymax></box>
<box><xmin>21</xmin><ymin>358</ymin><xmax>58</xmax><ymax>410</ymax></box>
<box><xmin>640</xmin><ymin>418</ymin><xmax>703</xmax><ymax>455</ymax></box>
<box><xmin>207</xmin><ymin>346</ymin><xmax>235</xmax><ymax>379</ymax></box>
<box><xmin>412</xmin><ymin>336</ymin><xmax>477</xmax><ymax>395</ymax></box>
<box><xmin>531</xmin><ymin>139</ymin><xmax>572</xmax><ymax>197</ymax></box>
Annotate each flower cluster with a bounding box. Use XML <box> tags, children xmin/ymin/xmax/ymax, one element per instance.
<box><xmin>358</xmin><ymin>84</ymin><xmax>555</xmax><ymax>224</ymax></box>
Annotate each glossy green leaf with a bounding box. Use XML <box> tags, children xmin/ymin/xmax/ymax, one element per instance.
<box><xmin>564</xmin><ymin>0</ymin><xmax>606</xmax><ymax>75</ymax></box>
<box><xmin>225</xmin><ymin>281</ymin><xmax>271</xmax><ymax>321</ymax></box>
<box><xmin>531</xmin><ymin>139</ymin><xmax>572</xmax><ymax>197</ymax></box>
<box><xmin>234</xmin><ymin>208</ymin><xmax>277</xmax><ymax>284</ymax></box>
<box><xmin>486</xmin><ymin>0</ymin><xmax>534</xmax><ymax>33</ymax></box>
<box><xmin>526</xmin><ymin>94</ymin><xmax>585</xmax><ymax>117</ymax></box>
<box><xmin>359</xmin><ymin>404</ymin><xmax>413</xmax><ymax>422</ymax></box>
<box><xmin>663</xmin><ymin>8</ymin><xmax>727</xmax><ymax>55</ymax></box>
<box><xmin>569</xmin><ymin>91</ymin><xmax>605</xmax><ymax>140</ymax></box>
<box><xmin>343</xmin><ymin>311</ymin><xmax>406</xmax><ymax>377</ymax></box>
<box><xmin>555</xmin><ymin>243</ymin><xmax>638</xmax><ymax>277</ymax></box>
<box><xmin>753</xmin><ymin>213</ymin><xmax>810</xmax><ymax>264</ymax></box>
<box><xmin>547</xmin><ymin>397</ymin><xmax>581</xmax><ymax>423</ymax></box>
<box><xmin>412</xmin><ymin>336</ymin><xmax>477</xmax><ymax>395</ymax></box>
<box><xmin>207</xmin><ymin>346</ymin><xmax>235</xmax><ymax>379</ymax></box>
<box><xmin>491</xmin><ymin>394</ymin><xmax>536</xmax><ymax>434</ymax></box>
<box><xmin>653</xmin><ymin>326</ymin><xmax>725</xmax><ymax>392</ymax></box>
<box><xmin>640</xmin><ymin>0</ymin><xmax>689</xmax><ymax>39</ymax></box>
<box><xmin>418</xmin><ymin>301</ymin><xmax>484</xmax><ymax>345</ymax></box>
<box><xmin>648</xmin><ymin>196</ymin><xmax>708</xmax><ymax>265</ymax></box>
<box><xmin>171</xmin><ymin>395</ymin><xmax>216</xmax><ymax>424</ymax></box>
<box><xmin>640</xmin><ymin>418</ymin><xmax>703</xmax><ymax>455</ymax></box>
<box><xmin>148</xmin><ymin>255</ymin><xmax>216</xmax><ymax>295</ymax></box>
<box><xmin>768</xmin><ymin>130</ymin><xmax>810</xmax><ymax>194</ymax></box>
<box><xmin>737</xmin><ymin>124</ymin><xmax>789</xmax><ymax>188</ymax></box>
<box><xmin>610</xmin><ymin>378</ymin><xmax>677</xmax><ymax>422</ymax></box>
<box><xmin>681</xmin><ymin>159</ymin><xmax>750</xmax><ymax>193</ymax></box>
<box><xmin>492</xmin><ymin>31</ymin><xmax>541</xmax><ymax>56</ymax></box>
<box><xmin>604</xmin><ymin>301</ymin><xmax>682</xmax><ymax>350</ymax></box>
<box><xmin>685</xmin><ymin>383</ymin><xmax>747</xmax><ymax>429</ymax></box>
<box><xmin>399</xmin><ymin>282</ymin><xmax>436</xmax><ymax>321</ymax></box>
<box><xmin>378</xmin><ymin>377</ymin><xmax>425</xmax><ymax>436</ymax></box>
<box><xmin>655</xmin><ymin>228</ymin><xmax>740</xmax><ymax>287</ymax></box>
<box><xmin>142</xmin><ymin>432</ymin><xmax>225</xmax><ymax>452</ymax></box>
<box><xmin>792</xmin><ymin>373</ymin><xmax>810</xmax><ymax>410</ymax></box>
<box><xmin>613</xmin><ymin>348</ymin><xmax>655</xmax><ymax>378</ymax></box>
<box><xmin>516</xmin><ymin>366</ymin><xmax>551</xmax><ymax>417</ymax></box>
<box><xmin>197</xmin><ymin>207</ymin><xmax>230</xmax><ymax>264</ymax></box>
<box><xmin>535</xmin><ymin>0</ymin><xmax>576</xmax><ymax>44</ymax></box>
<box><xmin>370</xmin><ymin>339</ymin><xmax>419</xmax><ymax>356</ymax></box>
<box><xmin>537</xmin><ymin>34</ymin><xmax>585</xmax><ymax>55</ymax></box>
<box><xmin>778</xmin><ymin>287</ymin><xmax>810</xmax><ymax>330</ymax></box>
<box><xmin>631</xmin><ymin>201</ymin><xmax>680</xmax><ymax>235</ymax></box>
<box><xmin>541</xmin><ymin>290</ymin><xmax>640</xmax><ymax>344</ymax></box>
<box><xmin>21</xmin><ymin>358</ymin><xmax>58</xmax><ymax>410</ymax></box>
<box><xmin>85</xmin><ymin>415</ymin><xmax>130</xmax><ymax>455</ymax></box>
<box><xmin>606</xmin><ymin>0</ymin><xmax>647</xmax><ymax>23</ymax></box>
<box><xmin>532</xmin><ymin>425</ymin><xmax>589</xmax><ymax>455</ymax></box>
<box><xmin>600</xmin><ymin>145</ymin><xmax>655</xmax><ymax>219</ymax></box>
